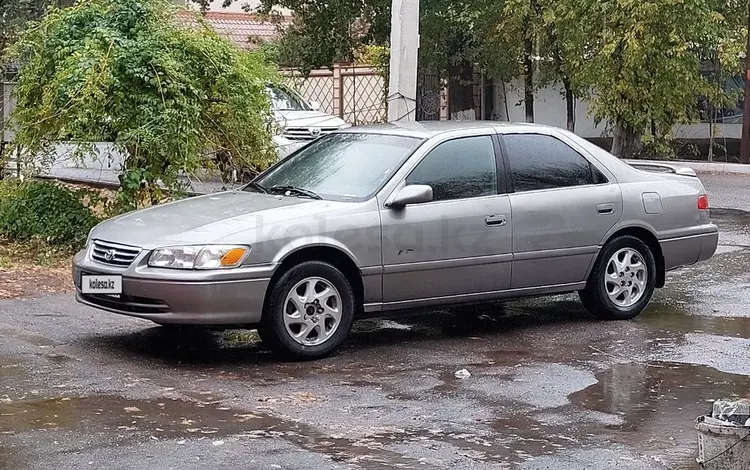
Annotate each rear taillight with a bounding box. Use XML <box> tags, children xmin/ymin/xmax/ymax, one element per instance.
<box><xmin>698</xmin><ymin>194</ymin><xmax>710</xmax><ymax>211</ymax></box>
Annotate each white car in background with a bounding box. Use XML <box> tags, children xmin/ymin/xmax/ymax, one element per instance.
<box><xmin>268</xmin><ymin>85</ymin><xmax>351</xmax><ymax>158</ymax></box>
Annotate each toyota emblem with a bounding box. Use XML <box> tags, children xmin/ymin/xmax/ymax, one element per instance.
<box><xmin>104</xmin><ymin>249</ymin><xmax>116</xmax><ymax>261</ymax></box>
<box><xmin>310</xmin><ymin>127</ymin><xmax>321</xmax><ymax>136</ymax></box>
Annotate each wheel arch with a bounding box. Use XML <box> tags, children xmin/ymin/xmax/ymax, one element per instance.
<box><xmin>264</xmin><ymin>245</ymin><xmax>365</xmax><ymax>316</ymax></box>
<box><xmin>598</xmin><ymin>226</ymin><xmax>665</xmax><ymax>288</ymax></box>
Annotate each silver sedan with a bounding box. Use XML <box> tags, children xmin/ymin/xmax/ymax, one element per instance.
<box><xmin>73</xmin><ymin>122</ymin><xmax>718</xmax><ymax>359</ymax></box>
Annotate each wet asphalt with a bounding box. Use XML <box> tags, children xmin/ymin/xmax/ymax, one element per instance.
<box><xmin>2</xmin><ymin>174</ymin><xmax>750</xmax><ymax>469</ymax></box>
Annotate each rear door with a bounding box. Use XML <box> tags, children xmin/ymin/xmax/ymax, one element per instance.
<box><xmin>500</xmin><ymin>132</ymin><xmax>622</xmax><ymax>289</ymax></box>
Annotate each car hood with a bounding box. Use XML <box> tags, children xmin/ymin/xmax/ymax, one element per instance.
<box><xmin>91</xmin><ymin>191</ymin><xmax>348</xmax><ymax>249</ymax></box>
<box><xmin>273</xmin><ymin>110</ymin><xmax>348</xmax><ymax>128</ymax></box>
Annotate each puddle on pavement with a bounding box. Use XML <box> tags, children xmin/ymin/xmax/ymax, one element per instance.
<box><xmin>711</xmin><ymin>208</ymin><xmax>750</xmax><ymax>248</ymax></box>
<box><xmin>0</xmin><ymin>395</ymin><xmax>255</xmax><ymax>437</ymax></box>
<box><xmin>640</xmin><ymin>305</ymin><xmax>750</xmax><ymax>339</ymax></box>
<box><xmin>0</xmin><ymin>395</ymin><xmax>440</xmax><ymax>469</ymax></box>
<box><xmin>571</xmin><ymin>361</ymin><xmax>750</xmax><ymax>465</ymax></box>
<box><xmin>0</xmin><ymin>326</ymin><xmax>58</xmax><ymax>350</ymax></box>
<box><xmin>656</xmin><ymin>246</ymin><xmax>750</xmax><ymax>319</ymax></box>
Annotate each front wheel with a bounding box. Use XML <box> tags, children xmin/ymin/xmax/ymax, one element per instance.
<box><xmin>261</xmin><ymin>261</ymin><xmax>355</xmax><ymax>360</ymax></box>
<box><xmin>579</xmin><ymin>235</ymin><xmax>656</xmax><ymax>321</ymax></box>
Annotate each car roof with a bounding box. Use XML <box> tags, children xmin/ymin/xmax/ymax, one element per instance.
<box><xmin>344</xmin><ymin>121</ymin><xmax>560</xmax><ymax>139</ymax></box>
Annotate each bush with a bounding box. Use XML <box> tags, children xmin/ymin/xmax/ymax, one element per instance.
<box><xmin>0</xmin><ymin>179</ymin><xmax>101</xmax><ymax>249</ymax></box>
<box><xmin>8</xmin><ymin>0</ymin><xmax>277</xmax><ymax>210</ymax></box>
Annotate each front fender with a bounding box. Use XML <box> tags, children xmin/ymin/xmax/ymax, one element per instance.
<box><xmin>273</xmin><ymin>236</ymin><xmax>363</xmax><ymax>266</ymax></box>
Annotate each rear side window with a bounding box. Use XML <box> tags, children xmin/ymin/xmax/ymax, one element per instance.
<box><xmin>503</xmin><ymin>134</ymin><xmax>606</xmax><ymax>192</ymax></box>
<box><xmin>406</xmin><ymin>136</ymin><xmax>497</xmax><ymax>201</ymax></box>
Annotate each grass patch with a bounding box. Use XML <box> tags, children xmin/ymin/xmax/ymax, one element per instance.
<box><xmin>0</xmin><ymin>236</ymin><xmax>73</xmax><ymax>270</ymax></box>
<box><xmin>221</xmin><ymin>329</ymin><xmax>261</xmax><ymax>346</ymax></box>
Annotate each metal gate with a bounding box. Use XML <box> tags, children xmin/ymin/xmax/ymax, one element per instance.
<box><xmin>416</xmin><ymin>72</ymin><xmax>442</xmax><ymax>121</ymax></box>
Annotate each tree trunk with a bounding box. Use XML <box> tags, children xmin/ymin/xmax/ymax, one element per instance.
<box><xmin>611</xmin><ymin>122</ymin><xmax>642</xmax><ymax>158</ymax></box>
<box><xmin>562</xmin><ymin>75</ymin><xmax>574</xmax><ymax>132</ymax></box>
<box><xmin>523</xmin><ymin>35</ymin><xmax>534</xmax><ymax>123</ymax></box>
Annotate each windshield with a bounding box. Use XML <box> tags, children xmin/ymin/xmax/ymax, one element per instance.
<box><xmin>253</xmin><ymin>133</ymin><xmax>424</xmax><ymax>201</ymax></box>
<box><xmin>267</xmin><ymin>86</ymin><xmax>311</xmax><ymax>111</ymax></box>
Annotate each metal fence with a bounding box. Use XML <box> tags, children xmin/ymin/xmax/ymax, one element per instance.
<box><xmin>284</xmin><ymin>64</ymin><xmax>387</xmax><ymax>125</ymax></box>
<box><xmin>0</xmin><ymin>64</ymin><xmax>388</xmax><ymax>147</ymax></box>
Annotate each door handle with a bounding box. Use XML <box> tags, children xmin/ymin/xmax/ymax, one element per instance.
<box><xmin>485</xmin><ymin>215</ymin><xmax>507</xmax><ymax>227</ymax></box>
<box><xmin>597</xmin><ymin>203</ymin><xmax>615</xmax><ymax>215</ymax></box>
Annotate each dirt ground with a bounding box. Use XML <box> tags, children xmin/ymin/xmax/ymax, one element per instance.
<box><xmin>0</xmin><ymin>239</ymin><xmax>73</xmax><ymax>299</ymax></box>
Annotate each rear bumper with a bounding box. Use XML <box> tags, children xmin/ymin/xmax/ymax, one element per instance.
<box><xmin>661</xmin><ymin>224</ymin><xmax>719</xmax><ymax>271</ymax></box>
<box><xmin>73</xmin><ymin>249</ymin><xmax>272</xmax><ymax>326</ymax></box>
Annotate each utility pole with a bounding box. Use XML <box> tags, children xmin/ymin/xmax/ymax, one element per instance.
<box><xmin>740</xmin><ymin>0</ymin><xmax>750</xmax><ymax>164</ymax></box>
<box><xmin>387</xmin><ymin>0</ymin><xmax>419</xmax><ymax>122</ymax></box>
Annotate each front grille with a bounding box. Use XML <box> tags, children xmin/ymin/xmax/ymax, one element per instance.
<box><xmin>91</xmin><ymin>240</ymin><xmax>142</xmax><ymax>267</ymax></box>
<box><xmin>282</xmin><ymin>127</ymin><xmax>340</xmax><ymax>141</ymax></box>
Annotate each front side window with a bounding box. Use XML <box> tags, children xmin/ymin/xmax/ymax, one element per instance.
<box><xmin>406</xmin><ymin>136</ymin><xmax>498</xmax><ymax>202</ymax></box>
<box><xmin>503</xmin><ymin>134</ymin><xmax>602</xmax><ymax>193</ymax></box>
<box><xmin>254</xmin><ymin>133</ymin><xmax>423</xmax><ymax>201</ymax></box>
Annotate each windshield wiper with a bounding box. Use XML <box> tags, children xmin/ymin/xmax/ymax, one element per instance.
<box><xmin>243</xmin><ymin>182</ymin><xmax>268</xmax><ymax>193</ymax></box>
<box><xmin>269</xmin><ymin>185</ymin><xmax>322</xmax><ymax>200</ymax></box>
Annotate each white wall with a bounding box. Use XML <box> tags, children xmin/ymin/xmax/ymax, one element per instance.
<box><xmin>495</xmin><ymin>78</ymin><xmax>742</xmax><ymax>142</ymax></box>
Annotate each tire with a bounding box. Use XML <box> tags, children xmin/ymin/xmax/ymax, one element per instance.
<box><xmin>261</xmin><ymin>261</ymin><xmax>356</xmax><ymax>360</ymax></box>
<box><xmin>579</xmin><ymin>235</ymin><xmax>657</xmax><ymax>321</ymax></box>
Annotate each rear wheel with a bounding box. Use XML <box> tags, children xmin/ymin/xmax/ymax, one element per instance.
<box><xmin>261</xmin><ymin>261</ymin><xmax>355</xmax><ymax>360</ymax></box>
<box><xmin>579</xmin><ymin>235</ymin><xmax>656</xmax><ymax>320</ymax></box>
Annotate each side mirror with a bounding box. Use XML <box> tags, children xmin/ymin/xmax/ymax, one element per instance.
<box><xmin>309</xmin><ymin>101</ymin><xmax>321</xmax><ymax>111</ymax></box>
<box><xmin>386</xmin><ymin>185</ymin><xmax>433</xmax><ymax>208</ymax></box>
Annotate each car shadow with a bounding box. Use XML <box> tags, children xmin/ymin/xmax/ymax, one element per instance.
<box><xmin>78</xmin><ymin>297</ymin><xmax>594</xmax><ymax>367</ymax></box>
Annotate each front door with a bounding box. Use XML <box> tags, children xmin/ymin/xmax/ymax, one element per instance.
<box><xmin>380</xmin><ymin>135</ymin><xmax>512</xmax><ymax>306</ymax></box>
<box><xmin>501</xmin><ymin>132</ymin><xmax>623</xmax><ymax>289</ymax></box>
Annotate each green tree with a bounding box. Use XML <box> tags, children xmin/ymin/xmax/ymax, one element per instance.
<box><xmin>255</xmin><ymin>0</ymin><xmax>390</xmax><ymax>73</ymax></box>
<box><xmin>221</xmin><ymin>0</ymin><xmax>744</xmax><ymax>158</ymax></box>
<box><xmin>568</xmin><ymin>0</ymin><xmax>745</xmax><ymax>158</ymax></box>
<box><xmin>477</xmin><ymin>0</ymin><xmax>534</xmax><ymax>122</ymax></box>
<box><xmin>535</xmin><ymin>0</ymin><xmax>587</xmax><ymax>132</ymax></box>
<box><xmin>7</xmin><ymin>0</ymin><xmax>277</xmax><ymax>208</ymax></box>
<box><xmin>0</xmin><ymin>0</ymin><xmax>73</xmax><ymax>64</ymax></box>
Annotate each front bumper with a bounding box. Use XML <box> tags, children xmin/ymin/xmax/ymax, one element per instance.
<box><xmin>72</xmin><ymin>248</ymin><xmax>275</xmax><ymax>326</ymax></box>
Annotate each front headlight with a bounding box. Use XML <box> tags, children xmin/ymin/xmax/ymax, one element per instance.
<box><xmin>339</xmin><ymin>122</ymin><xmax>353</xmax><ymax>129</ymax></box>
<box><xmin>148</xmin><ymin>245</ymin><xmax>250</xmax><ymax>270</ymax></box>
